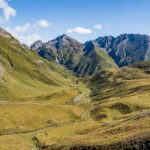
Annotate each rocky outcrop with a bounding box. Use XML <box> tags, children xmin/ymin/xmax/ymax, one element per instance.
<box><xmin>93</xmin><ymin>34</ymin><xmax>150</xmax><ymax>67</ymax></box>
<box><xmin>74</xmin><ymin>41</ymin><xmax>117</xmax><ymax>77</ymax></box>
<box><xmin>31</xmin><ymin>35</ymin><xmax>117</xmax><ymax>77</ymax></box>
<box><xmin>34</xmin><ymin>136</ymin><xmax>150</xmax><ymax>150</ymax></box>
<box><xmin>31</xmin><ymin>34</ymin><xmax>83</xmax><ymax>70</ymax></box>
<box><xmin>31</xmin><ymin>33</ymin><xmax>150</xmax><ymax>76</ymax></box>
<box><xmin>31</xmin><ymin>40</ymin><xmax>43</xmax><ymax>51</ymax></box>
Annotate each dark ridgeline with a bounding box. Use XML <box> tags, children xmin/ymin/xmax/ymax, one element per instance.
<box><xmin>31</xmin><ymin>33</ymin><xmax>150</xmax><ymax>77</ymax></box>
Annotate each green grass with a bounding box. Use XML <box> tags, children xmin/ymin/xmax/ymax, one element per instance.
<box><xmin>18</xmin><ymin>64</ymin><xmax>149</xmax><ymax>149</ymax></box>
<box><xmin>0</xmin><ymin>30</ymin><xmax>76</xmax><ymax>101</ymax></box>
<box><xmin>0</xmin><ymin>29</ymin><xmax>150</xmax><ymax>149</ymax></box>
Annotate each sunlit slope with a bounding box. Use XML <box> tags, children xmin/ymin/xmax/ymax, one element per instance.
<box><xmin>0</xmin><ymin>28</ymin><xmax>75</xmax><ymax>101</ymax></box>
<box><xmin>0</xmin><ymin>28</ymin><xmax>149</xmax><ymax>149</ymax></box>
<box><xmin>74</xmin><ymin>44</ymin><xmax>118</xmax><ymax>77</ymax></box>
<box><xmin>89</xmin><ymin>64</ymin><xmax>150</xmax><ymax>102</ymax></box>
<box><xmin>89</xmin><ymin>63</ymin><xmax>150</xmax><ymax>122</ymax></box>
<box><xmin>33</xmin><ymin>63</ymin><xmax>150</xmax><ymax>149</ymax></box>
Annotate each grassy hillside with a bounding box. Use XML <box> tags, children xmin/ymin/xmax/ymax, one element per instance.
<box><xmin>0</xmin><ymin>28</ymin><xmax>90</xmax><ymax>150</ymax></box>
<box><xmin>0</xmin><ymin>28</ymin><xmax>150</xmax><ymax>150</ymax></box>
<box><xmin>74</xmin><ymin>47</ymin><xmax>117</xmax><ymax>77</ymax></box>
<box><xmin>31</xmin><ymin>63</ymin><xmax>150</xmax><ymax>149</ymax></box>
<box><xmin>0</xmin><ymin>28</ymin><xmax>77</xmax><ymax>101</ymax></box>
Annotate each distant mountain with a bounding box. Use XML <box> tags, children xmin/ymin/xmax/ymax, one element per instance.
<box><xmin>31</xmin><ymin>35</ymin><xmax>117</xmax><ymax>77</ymax></box>
<box><xmin>1</xmin><ymin>28</ymin><xmax>150</xmax><ymax>149</ymax></box>
<box><xmin>31</xmin><ymin>34</ymin><xmax>83</xmax><ymax>70</ymax></box>
<box><xmin>93</xmin><ymin>34</ymin><xmax>150</xmax><ymax>67</ymax></box>
<box><xmin>31</xmin><ymin>34</ymin><xmax>150</xmax><ymax>76</ymax></box>
<box><xmin>74</xmin><ymin>41</ymin><xmax>117</xmax><ymax>77</ymax></box>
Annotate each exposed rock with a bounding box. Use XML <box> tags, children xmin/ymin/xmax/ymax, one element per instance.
<box><xmin>37</xmin><ymin>136</ymin><xmax>150</xmax><ymax>150</ymax></box>
<box><xmin>93</xmin><ymin>34</ymin><xmax>150</xmax><ymax>67</ymax></box>
<box><xmin>31</xmin><ymin>35</ymin><xmax>117</xmax><ymax>77</ymax></box>
<box><xmin>31</xmin><ymin>40</ymin><xmax>43</xmax><ymax>51</ymax></box>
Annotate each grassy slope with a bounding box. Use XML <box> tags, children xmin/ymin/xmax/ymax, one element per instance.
<box><xmin>74</xmin><ymin>47</ymin><xmax>117</xmax><ymax>77</ymax></box>
<box><xmin>0</xmin><ymin>28</ymin><xmax>76</xmax><ymax>101</ymax></box>
<box><xmin>33</xmin><ymin>64</ymin><xmax>150</xmax><ymax>149</ymax></box>
<box><xmin>0</xmin><ymin>28</ymin><xmax>150</xmax><ymax>149</ymax></box>
<box><xmin>0</xmin><ymin>29</ymin><xmax>87</xmax><ymax>149</ymax></box>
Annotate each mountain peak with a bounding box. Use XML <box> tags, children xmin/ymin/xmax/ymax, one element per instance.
<box><xmin>55</xmin><ymin>34</ymin><xmax>77</xmax><ymax>42</ymax></box>
<box><xmin>31</xmin><ymin>40</ymin><xmax>43</xmax><ymax>51</ymax></box>
<box><xmin>60</xmin><ymin>34</ymin><xmax>68</xmax><ymax>38</ymax></box>
<box><xmin>84</xmin><ymin>41</ymin><xmax>95</xmax><ymax>53</ymax></box>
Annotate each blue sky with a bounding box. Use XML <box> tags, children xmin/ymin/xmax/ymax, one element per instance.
<box><xmin>0</xmin><ymin>0</ymin><xmax>150</xmax><ymax>45</ymax></box>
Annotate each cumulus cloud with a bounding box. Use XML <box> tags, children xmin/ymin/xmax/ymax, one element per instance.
<box><xmin>5</xmin><ymin>27</ymin><xmax>42</xmax><ymax>45</ymax></box>
<box><xmin>35</xmin><ymin>19</ymin><xmax>50</xmax><ymax>28</ymax></box>
<box><xmin>18</xmin><ymin>34</ymin><xmax>42</xmax><ymax>46</ymax></box>
<box><xmin>9</xmin><ymin>19</ymin><xmax>50</xmax><ymax>34</ymax></box>
<box><xmin>0</xmin><ymin>0</ymin><xmax>16</xmax><ymax>21</ymax></box>
<box><xmin>4</xmin><ymin>19</ymin><xmax>51</xmax><ymax>45</ymax></box>
<box><xmin>67</xmin><ymin>27</ymin><xmax>92</xmax><ymax>34</ymax></box>
<box><xmin>94</xmin><ymin>24</ymin><xmax>103</xmax><ymax>30</ymax></box>
<box><xmin>14</xmin><ymin>23</ymin><xmax>31</xmax><ymax>33</ymax></box>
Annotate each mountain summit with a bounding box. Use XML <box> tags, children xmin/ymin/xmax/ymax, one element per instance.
<box><xmin>93</xmin><ymin>34</ymin><xmax>150</xmax><ymax>67</ymax></box>
<box><xmin>0</xmin><ymin>28</ymin><xmax>150</xmax><ymax>150</ymax></box>
<box><xmin>31</xmin><ymin>35</ymin><xmax>117</xmax><ymax>76</ymax></box>
<box><xmin>31</xmin><ymin>34</ymin><xmax>84</xmax><ymax>70</ymax></box>
<box><xmin>31</xmin><ymin>33</ymin><xmax>150</xmax><ymax>77</ymax></box>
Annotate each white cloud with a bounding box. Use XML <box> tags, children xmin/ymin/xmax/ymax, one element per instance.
<box><xmin>94</xmin><ymin>24</ymin><xmax>103</xmax><ymax>30</ymax></box>
<box><xmin>18</xmin><ymin>34</ymin><xmax>42</xmax><ymax>46</ymax></box>
<box><xmin>0</xmin><ymin>0</ymin><xmax>16</xmax><ymax>21</ymax></box>
<box><xmin>4</xmin><ymin>26</ymin><xmax>17</xmax><ymax>36</ymax></box>
<box><xmin>9</xmin><ymin>19</ymin><xmax>51</xmax><ymax>34</ymax></box>
<box><xmin>14</xmin><ymin>23</ymin><xmax>31</xmax><ymax>33</ymax></box>
<box><xmin>67</xmin><ymin>27</ymin><xmax>92</xmax><ymax>34</ymax></box>
<box><xmin>4</xmin><ymin>27</ymin><xmax>42</xmax><ymax>45</ymax></box>
<box><xmin>35</xmin><ymin>19</ymin><xmax>50</xmax><ymax>28</ymax></box>
<box><xmin>4</xmin><ymin>19</ymin><xmax>51</xmax><ymax>45</ymax></box>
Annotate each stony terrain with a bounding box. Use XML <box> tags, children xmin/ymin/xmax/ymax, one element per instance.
<box><xmin>31</xmin><ymin>35</ymin><xmax>117</xmax><ymax>77</ymax></box>
<box><xmin>32</xmin><ymin>33</ymin><xmax>150</xmax><ymax>77</ymax></box>
<box><xmin>93</xmin><ymin>34</ymin><xmax>150</xmax><ymax>67</ymax></box>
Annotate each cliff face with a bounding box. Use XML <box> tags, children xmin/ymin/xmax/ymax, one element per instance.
<box><xmin>31</xmin><ymin>36</ymin><xmax>117</xmax><ymax>77</ymax></box>
<box><xmin>94</xmin><ymin>34</ymin><xmax>150</xmax><ymax>67</ymax></box>
<box><xmin>74</xmin><ymin>41</ymin><xmax>117</xmax><ymax>77</ymax></box>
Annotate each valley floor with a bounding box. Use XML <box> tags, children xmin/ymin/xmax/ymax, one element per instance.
<box><xmin>0</xmin><ymin>63</ymin><xmax>150</xmax><ymax>150</ymax></box>
<box><xmin>0</xmin><ymin>78</ymin><xmax>150</xmax><ymax>150</ymax></box>
<box><xmin>1</xmin><ymin>27</ymin><xmax>149</xmax><ymax>149</ymax></box>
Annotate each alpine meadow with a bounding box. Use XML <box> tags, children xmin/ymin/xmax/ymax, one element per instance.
<box><xmin>0</xmin><ymin>0</ymin><xmax>150</xmax><ymax>149</ymax></box>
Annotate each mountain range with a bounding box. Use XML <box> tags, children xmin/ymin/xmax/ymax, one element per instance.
<box><xmin>0</xmin><ymin>28</ymin><xmax>150</xmax><ymax>150</ymax></box>
<box><xmin>31</xmin><ymin>33</ymin><xmax>150</xmax><ymax>77</ymax></box>
<box><xmin>93</xmin><ymin>34</ymin><xmax>150</xmax><ymax>67</ymax></box>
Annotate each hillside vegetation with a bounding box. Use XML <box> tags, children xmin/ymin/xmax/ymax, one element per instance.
<box><xmin>29</xmin><ymin>63</ymin><xmax>149</xmax><ymax>149</ymax></box>
<box><xmin>0</xmin><ymin>28</ymin><xmax>150</xmax><ymax>150</ymax></box>
<box><xmin>0</xmin><ymin>28</ymin><xmax>77</xmax><ymax>101</ymax></box>
<box><xmin>0</xmin><ymin>28</ymin><xmax>88</xmax><ymax>149</ymax></box>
